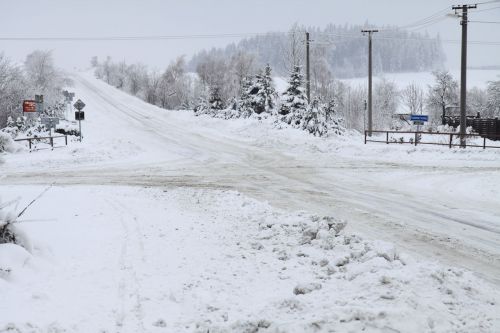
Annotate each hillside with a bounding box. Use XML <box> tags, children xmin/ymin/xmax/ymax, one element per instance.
<box><xmin>188</xmin><ymin>24</ymin><xmax>446</xmax><ymax>78</ymax></box>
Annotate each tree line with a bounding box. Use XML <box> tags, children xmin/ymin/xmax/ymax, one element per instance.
<box><xmin>188</xmin><ymin>23</ymin><xmax>446</xmax><ymax>78</ymax></box>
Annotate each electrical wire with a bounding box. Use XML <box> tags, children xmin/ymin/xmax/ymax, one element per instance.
<box><xmin>469</xmin><ymin>20</ymin><xmax>500</xmax><ymax>23</ymax></box>
<box><xmin>475</xmin><ymin>0</ymin><xmax>500</xmax><ymax>5</ymax></box>
<box><xmin>473</xmin><ymin>4</ymin><xmax>500</xmax><ymax>11</ymax></box>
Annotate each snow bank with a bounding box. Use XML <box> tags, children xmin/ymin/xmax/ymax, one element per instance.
<box><xmin>0</xmin><ymin>186</ymin><xmax>498</xmax><ymax>332</ymax></box>
<box><xmin>189</xmin><ymin>191</ymin><xmax>500</xmax><ymax>332</ymax></box>
<box><xmin>0</xmin><ymin>132</ymin><xmax>23</xmax><ymax>153</ymax></box>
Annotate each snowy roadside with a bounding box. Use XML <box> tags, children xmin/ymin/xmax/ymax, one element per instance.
<box><xmin>0</xmin><ymin>185</ymin><xmax>499</xmax><ymax>332</ymax></box>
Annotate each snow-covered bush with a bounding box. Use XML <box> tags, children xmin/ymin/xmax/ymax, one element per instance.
<box><xmin>194</xmin><ymin>87</ymin><xmax>225</xmax><ymax>117</ymax></box>
<box><xmin>0</xmin><ymin>199</ymin><xmax>18</xmax><ymax>245</ymax></box>
<box><xmin>0</xmin><ymin>132</ymin><xmax>22</xmax><ymax>153</ymax></box>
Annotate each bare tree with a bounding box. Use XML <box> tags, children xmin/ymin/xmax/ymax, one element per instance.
<box><xmin>374</xmin><ymin>79</ymin><xmax>399</xmax><ymax>130</ymax></box>
<box><xmin>401</xmin><ymin>82</ymin><xmax>424</xmax><ymax>114</ymax></box>
<box><xmin>230</xmin><ymin>51</ymin><xmax>256</xmax><ymax>95</ymax></box>
<box><xmin>0</xmin><ymin>54</ymin><xmax>27</xmax><ymax>127</ymax></box>
<box><xmin>486</xmin><ymin>81</ymin><xmax>500</xmax><ymax>118</ymax></box>
<box><xmin>281</xmin><ymin>23</ymin><xmax>305</xmax><ymax>73</ymax></box>
<box><xmin>126</xmin><ymin>63</ymin><xmax>147</xmax><ymax>96</ymax></box>
<box><xmin>143</xmin><ymin>70</ymin><xmax>161</xmax><ymax>105</ymax></box>
<box><xmin>24</xmin><ymin>50</ymin><xmax>58</xmax><ymax>93</ymax></box>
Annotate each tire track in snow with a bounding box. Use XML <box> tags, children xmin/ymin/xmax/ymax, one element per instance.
<box><xmin>105</xmin><ymin>199</ymin><xmax>146</xmax><ymax>332</ymax></box>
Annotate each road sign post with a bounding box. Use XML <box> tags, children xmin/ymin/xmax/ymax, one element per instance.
<box><xmin>410</xmin><ymin>115</ymin><xmax>428</xmax><ymax>144</ymax></box>
<box><xmin>41</xmin><ymin>117</ymin><xmax>60</xmax><ymax>136</ymax></box>
<box><xmin>73</xmin><ymin>99</ymin><xmax>86</xmax><ymax>142</ymax></box>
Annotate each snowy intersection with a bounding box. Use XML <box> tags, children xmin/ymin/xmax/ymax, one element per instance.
<box><xmin>1</xmin><ymin>72</ymin><xmax>500</xmax><ymax>332</ymax></box>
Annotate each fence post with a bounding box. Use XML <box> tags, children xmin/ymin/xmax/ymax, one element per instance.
<box><xmin>28</xmin><ymin>139</ymin><xmax>32</xmax><ymax>150</ymax></box>
<box><xmin>364</xmin><ymin>130</ymin><xmax>367</xmax><ymax>144</ymax></box>
<box><xmin>483</xmin><ymin>137</ymin><xmax>486</xmax><ymax>149</ymax></box>
<box><xmin>414</xmin><ymin>132</ymin><xmax>418</xmax><ymax>146</ymax></box>
<box><xmin>65</xmin><ymin>135</ymin><xmax>68</xmax><ymax>146</ymax></box>
<box><xmin>50</xmin><ymin>137</ymin><xmax>54</xmax><ymax>149</ymax></box>
<box><xmin>449</xmin><ymin>133</ymin><xmax>453</xmax><ymax>149</ymax></box>
<box><xmin>386</xmin><ymin>131</ymin><xmax>389</xmax><ymax>144</ymax></box>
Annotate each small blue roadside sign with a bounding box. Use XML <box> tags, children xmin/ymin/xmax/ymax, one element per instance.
<box><xmin>410</xmin><ymin>114</ymin><xmax>429</xmax><ymax>122</ymax></box>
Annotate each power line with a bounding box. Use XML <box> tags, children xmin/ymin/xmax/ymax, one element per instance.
<box><xmin>469</xmin><ymin>20</ymin><xmax>500</xmax><ymax>23</ymax></box>
<box><xmin>0</xmin><ymin>32</ymin><xmax>283</xmax><ymax>41</ymax></box>
<box><xmin>376</xmin><ymin>6</ymin><xmax>450</xmax><ymax>32</ymax></box>
<box><xmin>475</xmin><ymin>0</ymin><xmax>500</xmax><ymax>4</ymax></box>
<box><xmin>473</xmin><ymin>4</ymin><xmax>500</xmax><ymax>11</ymax></box>
<box><xmin>0</xmin><ymin>30</ymin><xmax>499</xmax><ymax>46</ymax></box>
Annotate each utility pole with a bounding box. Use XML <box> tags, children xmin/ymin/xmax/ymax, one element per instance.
<box><xmin>361</xmin><ymin>29</ymin><xmax>378</xmax><ymax>136</ymax></box>
<box><xmin>452</xmin><ymin>4</ymin><xmax>476</xmax><ymax>148</ymax></box>
<box><xmin>306</xmin><ymin>31</ymin><xmax>311</xmax><ymax>102</ymax></box>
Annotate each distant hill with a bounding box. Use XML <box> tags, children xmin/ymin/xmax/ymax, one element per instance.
<box><xmin>188</xmin><ymin>24</ymin><xmax>445</xmax><ymax>78</ymax></box>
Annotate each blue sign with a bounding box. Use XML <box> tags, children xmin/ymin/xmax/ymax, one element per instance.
<box><xmin>410</xmin><ymin>114</ymin><xmax>428</xmax><ymax>122</ymax></box>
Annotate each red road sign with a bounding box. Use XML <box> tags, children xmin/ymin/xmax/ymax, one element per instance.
<box><xmin>23</xmin><ymin>100</ymin><xmax>37</xmax><ymax>112</ymax></box>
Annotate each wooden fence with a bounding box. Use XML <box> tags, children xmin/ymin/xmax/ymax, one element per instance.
<box><xmin>364</xmin><ymin>130</ymin><xmax>500</xmax><ymax>149</ymax></box>
<box><xmin>14</xmin><ymin>135</ymin><xmax>68</xmax><ymax>151</ymax></box>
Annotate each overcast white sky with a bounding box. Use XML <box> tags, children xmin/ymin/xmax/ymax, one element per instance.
<box><xmin>1</xmin><ymin>0</ymin><xmax>499</xmax><ymax>72</ymax></box>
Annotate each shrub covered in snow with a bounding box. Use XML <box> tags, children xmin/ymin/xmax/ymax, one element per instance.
<box><xmin>0</xmin><ymin>199</ymin><xmax>18</xmax><ymax>245</ymax></box>
<box><xmin>0</xmin><ymin>132</ymin><xmax>22</xmax><ymax>153</ymax></box>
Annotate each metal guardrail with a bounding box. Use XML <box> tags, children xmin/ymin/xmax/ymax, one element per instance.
<box><xmin>14</xmin><ymin>135</ymin><xmax>68</xmax><ymax>151</ymax></box>
<box><xmin>364</xmin><ymin>130</ymin><xmax>500</xmax><ymax>149</ymax></box>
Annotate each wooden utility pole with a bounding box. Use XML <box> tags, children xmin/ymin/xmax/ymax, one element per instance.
<box><xmin>452</xmin><ymin>4</ymin><xmax>476</xmax><ymax>148</ymax></box>
<box><xmin>361</xmin><ymin>29</ymin><xmax>378</xmax><ymax>136</ymax></box>
<box><xmin>306</xmin><ymin>31</ymin><xmax>311</xmax><ymax>102</ymax></box>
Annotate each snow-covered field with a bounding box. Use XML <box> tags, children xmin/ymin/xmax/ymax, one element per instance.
<box><xmin>1</xmin><ymin>71</ymin><xmax>500</xmax><ymax>332</ymax></box>
<box><xmin>273</xmin><ymin>69</ymin><xmax>500</xmax><ymax>93</ymax></box>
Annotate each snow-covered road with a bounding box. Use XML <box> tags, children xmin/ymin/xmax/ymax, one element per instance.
<box><xmin>2</xmin><ymin>72</ymin><xmax>499</xmax><ymax>284</ymax></box>
<box><xmin>1</xmin><ymin>72</ymin><xmax>500</xmax><ymax>331</ymax></box>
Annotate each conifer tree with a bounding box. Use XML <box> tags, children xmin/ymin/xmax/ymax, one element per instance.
<box><xmin>238</xmin><ymin>77</ymin><xmax>254</xmax><ymax>118</ymax></box>
<box><xmin>302</xmin><ymin>99</ymin><xmax>328</xmax><ymax>136</ymax></box>
<box><xmin>208</xmin><ymin>86</ymin><xmax>224</xmax><ymax>114</ymax></box>
<box><xmin>279</xmin><ymin>66</ymin><xmax>308</xmax><ymax>126</ymax></box>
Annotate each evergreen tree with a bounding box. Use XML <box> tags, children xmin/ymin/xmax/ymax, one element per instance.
<box><xmin>325</xmin><ymin>99</ymin><xmax>345</xmax><ymax>136</ymax></box>
<box><xmin>6</xmin><ymin>116</ymin><xmax>15</xmax><ymax>128</ymax></box>
<box><xmin>238</xmin><ymin>77</ymin><xmax>254</xmax><ymax>118</ymax></box>
<box><xmin>15</xmin><ymin>116</ymin><xmax>25</xmax><ymax>130</ymax></box>
<box><xmin>279</xmin><ymin>66</ymin><xmax>308</xmax><ymax>126</ymax></box>
<box><xmin>249</xmin><ymin>64</ymin><xmax>277</xmax><ymax>114</ymax></box>
<box><xmin>193</xmin><ymin>96</ymin><xmax>209</xmax><ymax>115</ymax></box>
<box><xmin>208</xmin><ymin>86</ymin><xmax>224</xmax><ymax>114</ymax></box>
<box><xmin>302</xmin><ymin>99</ymin><xmax>328</xmax><ymax>136</ymax></box>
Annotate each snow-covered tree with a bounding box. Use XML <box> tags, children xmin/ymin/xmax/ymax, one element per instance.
<box><xmin>302</xmin><ymin>99</ymin><xmax>328</xmax><ymax>136</ymax></box>
<box><xmin>374</xmin><ymin>78</ymin><xmax>399</xmax><ymax>130</ymax></box>
<box><xmin>0</xmin><ymin>54</ymin><xmax>28</xmax><ymax>127</ymax></box>
<box><xmin>237</xmin><ymin>77</ymin><xmax>254</xmax><ymax>118</ymax></box>
<box><xmin>24</xmin><ymin>50</ymin><xmax>68</xmax><ymax>115</ymax></box>
<box><xmin>486</xmin><ymin>81</ymin><xmax>500</xmax><ymax>118</ymax></box>
<box><xmin>325</xmin><ymin>99</ymin><xmax>345</xmax><ymax>135</ymax></box>
<box><xmin>426</xmin><ymin>70</ymin><xmax>459</xmax><ymax>124</ymax></box>
<box><xmin>468</xmin><ymin>87</ymin><xmax>488</xmax><ymax>118</ymax></box>
<box><xmin>143</xmin><ymin>70</ymin><xmax>161</xmax><ymax>105</ymax></box>
<box><xmin>208</xmin><ymin>86</ymin><xmax>224</xmax><ymax>112</ymax></box>
<box><xmin>246</xmin><ymin>65</ymin><xmax>277</xmax><ymax>114</ymax></box>
<box><xmin>126</xmin><ymin>63</ymin><xmax>147</xmax><ymax>96</ymax></box>
<box><xmin>279</xmin><ymin>66</ymin><xmax>308</xmax><ymax>126</ymax></box>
